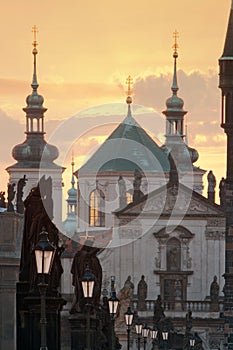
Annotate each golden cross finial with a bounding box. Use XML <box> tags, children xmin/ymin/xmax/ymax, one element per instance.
<box><xmin>126</xmin><ymin>75</ymin><xmax>133</xmax><ymax>96</ymax></box>
<box><xmin>32</xmin><ymin>25</ymin><xmax>38</xmax><ymax>48</ymax></box>
<box><xmin>173</xmin><ymin>30</ymin><xmax>179</xmax><ymax>54</ymax></box>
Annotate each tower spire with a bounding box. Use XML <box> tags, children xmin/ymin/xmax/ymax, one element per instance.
<box><xmin>171</xmin><ymin>30</ymin><xmax>179</xmax><ymax>95</ymax></box>
<box><xmin>31</xmin><ymin>25</ymin><xmax>39</xmax><ymax>92</ymax></box>
<box><xmin>125</xmin><ymin>75</ymin><xmax>133</xmax><ymax>119</ymax></box>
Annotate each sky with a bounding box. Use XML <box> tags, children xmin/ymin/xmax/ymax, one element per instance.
<box><xmin>0</xmin><ymin>0</ymin><xmax>231</xmax><ymax>212</ymax></box>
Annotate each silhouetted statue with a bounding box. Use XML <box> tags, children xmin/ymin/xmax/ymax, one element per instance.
<box><xmin>137</xmin><ymin>275</ymin><xmax>147</xmax><ymax>310</ymax></box>
<box><xmin>19</xmin><ymin>176</ymin><xmax>63</xmax><ymax>296</ymax></box>
<box><xmin>7</xmin><ymin>183</ymin><xmax>15</xmax><ymax>212</ymax></box>
<box><xmin>219</xmin><ymin>177</ymin><xmax>226</xmax><ymax>206</ymax></box>
<box><xmin>118</xmin><ymin>175</ymin><xmax>127</xmax><ymax>208</ymax></box>
<box><xmin>185</xmin><ymin>310</ymin><xmax>192</xmax><ymax>336</ymax></box>
<box><xmin>210</xmin><ymin>275</ymin><xmax>219</xmax><ymax>303</ymax></box>
<box><xmin>70</xmin><ymin>241</ymin><xmax>102</xmax><ymax>313</ymax></box>
<box><xmin>153</xmin><ymin>295</ymin><xmax>165</xmax><ymax>324</ymax></box>
<box><xmin>133</xmin><ymin>169</ymin><xmax>144</xmax><ymax>202</ymax></box>
<box><xmin>0</xmin><ymin>191</ymin><xmax>6</xmax><ymax>208</ymax></box>
<box><xmin>207</xmin><ymin>170</ymin><xmax>216</xmax><ymax>192</ymax></box>
<box><xmin>16</xmin><ymin>175</ymin><xmax>27</xmax><ymax>214</ymax></box>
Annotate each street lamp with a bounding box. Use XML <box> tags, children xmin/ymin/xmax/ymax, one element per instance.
<box><xmin>150</xmin><ymin>326</ymin><xmax>158</xmax><ymax>350</ymax></box>
<box><xmin>34</xmin><ymin>228</ymin><xmax>56</xmax><ymax>350</ymax></box>
<box><xmin>108</xmin><ymin>291</ymin><xmax>119</xmax><ymax>350</ymax></box>
<box><xmin>162</xmin><ymin>328</ymin><xmax>169</xmax><ymax>350</ymax></box>
<box><xmin>142</xmin><ymin>324</ymin><xmax>149</xmax><ymax>350</ymax></box>
<box><xmin>135</xmin><ymin>320</ymin><xmax>142</xmax><ymax>350</ymax></box>
<box><xmin>189</xmin><ymin>336</ymin><xmax>195</xmax><ymax>349</ymax></box>
<box><xmin>124</xmin><ymin>306</ymin><xmax>134</xmax><ymax>350</ymax></box>
<box><xmin>81</xmin><ymin>266</ymin><xmax>95</xmax><ymax>350</ymax></box>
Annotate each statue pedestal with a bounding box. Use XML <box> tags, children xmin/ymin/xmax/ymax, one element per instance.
<box><xmin>16</xmin><ymin>282</ymin><xmax>66</xmax><ymax>350</ymax></box>
<box><xmin>69</xmin><ymin>312</ymin><xmax>100</xmax><ymax>350</ymax></box>
<box><xmin>210</xmin><ymin>302</ymin><xmax>219</xmax><ymax>312</ymax></box>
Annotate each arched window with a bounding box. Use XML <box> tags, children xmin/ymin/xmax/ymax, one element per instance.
<box><xmin>89</xmin><ymin>189</ymin><xmax>105</xmax><ymax>227</ymax></box>
<box><xmin>166</xmin><ymin>237</ymin><xmax>181</xmax><ymax>272</ymax></box>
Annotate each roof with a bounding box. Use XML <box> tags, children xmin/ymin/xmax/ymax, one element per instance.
<box><xmin>221</xmin><ymin>4</ymin><xmax>233</xmax><ymax>58</ymax></box>
<box><xmin>78</xmin><ymin>106</ymin><xmax>170</xmax><ymax>174</ymax></box>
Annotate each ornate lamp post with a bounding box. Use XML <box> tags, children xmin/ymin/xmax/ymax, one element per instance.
<box><xmin>135</xmin><ymin>320</ymin><xmax>142</xmax><ymax>350</ymax></box>
<box><xmin>142</xmin><ymin>324</ymin><xmax>149</xmax><ymax>350</ymax></box>
<box><xmin>108</xmin><ymin>291</ymin><xmax>119</xmax><ymax>350</ymax></box>
<box><xmin>81</xmin><ymin>266</ymin><xmax>95</xmax><ymax>350</ymax></box>
<box><xmin>162</xmin><ymin>328</ymin><xmax>169</xmax><ymax>350</ymax></box>
<box><xmin>150</xmin><ymin>326</ymin><xmax>158</xmax><ymax>350</ymax></box>
<box><xmin>34</xmin><ymin>228</ymin><xmax>56</xmax><ymax>350</ymax></box>
<box><xmin>124</xmin><ymin>306</ymin><xmax>134</xmax><ymax>350</ymax></box>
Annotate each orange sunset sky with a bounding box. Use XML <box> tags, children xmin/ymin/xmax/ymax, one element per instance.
<box><xmin>0</xmin><ymin>0</ymin><xmax>231</xmax><ymax>212</ymax></box>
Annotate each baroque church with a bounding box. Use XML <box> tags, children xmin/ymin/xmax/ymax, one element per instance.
<box><xmin>1</xmin><ymin>2</ymin><xmax>233</xmax><ymax>350</ymax></box>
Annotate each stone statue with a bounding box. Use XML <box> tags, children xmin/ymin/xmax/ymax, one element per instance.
<box><xmin>0</xmin><ymin>191</ymin><xmax>6</xmax><ymax>208</ymax></box>
<box><xmin>210</xmin><ymin>275</ymin><xmax>219</xmax><ymax>303</ymax></box>
<box><xmin>167</xmin><ymin>246</ymin><xmax>180</xmax><ymax>271</ymax></box>
<box><xmin>70</xmin><ymin>241</ymin><xmax>102</xmax><ymax>313</ymax></box>
<box><xmin>118</xmin><ymin>175</ymin><xmax>127</xmax><ymax>208</ymax></box>
<box><xmin>137</xmin><ymin>275</ymin><xmax>147</xmax><ymax>311</ymax></box>
<box><xmin>185</xmin><ymin>310</ymin><xmax>192</xmax><ymax>336</ymax></box>
<box><xmin>115</xmin><ymin>283</ymin><xmax>132</xmax><ymax>330</ymax></box>
<box><xmin>133</xmin><ymin>169</ymin><xmax>144</xmax><ymax>202</ymax></box>
<box><xmin>19</xmin><ymin>176</ymin><xmax>63</xmax><ymax>296</ymax></box>
<box><xmin>16</xmin><ymin>175</ymin><xmax>28</xmax><ymax>214</ymax></box>
<box><xmin>124</xmin><ymin>275</ymin><xmax>134</xmax><ymax>300</ymax></box>
<box><xmin>219</xmin><ymin>177</ymin><xmax>226</xmax><ymax>206</ymax></box>
<box><xmin>153</xmin><ymin>295</ymin><xmax>165</xmax><ymax>324</ymax></box>
<box><xmin>7</xmin><ymin>183</ymin><xmax>16</xmax><ymax>212</ymax></box>
<box><xmin>207</xmin><ymin>170</ymin><xmax>216</xmax><ymax>193</ymax></box>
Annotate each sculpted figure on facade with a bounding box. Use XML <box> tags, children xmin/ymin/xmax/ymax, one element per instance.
<box><xmin>133</xmin><ymin>169</ymin><xmax>144</xmax><ymax>202</ymax></box>
<box><xmin>7</xmin><ymin>182</ymin><xmax>16</xmax><ymax>212</ymax></box>
<box><xmin>219</xmin><ymin>177</ymin><xmax>226</xmax><ymax>206</ymax></box>
<box><xmin>118</xmin><ymin>175</ymin><xmax>127</xmax><ymax>208</ymax></box>
<box><xmin>210</xmin><ymin>275</ymin><xmax>219</xmax><ymax>303</ymax></box>
<box><xmin>124</xmin><ymin>275</ymin><xmax>134</xmax><ymax>300</ymax></box>
<box><xmin>207</xmin><ymin>170</ymin><xmax>216</xmax><ymax>193</ymax></box>
<box><xmin>137</xmin><ymin>275</ymin><xmax>147</xmax><ymax>311</ymax></box>
<box><xmin>16</xmin><ymin>175</ymin><xmax>28</xmax><ymax>214</ymax></box>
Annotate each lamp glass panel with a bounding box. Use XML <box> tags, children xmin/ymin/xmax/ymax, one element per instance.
<box><xmin>35</xmin><ymin>250</ymin><xmax>53</xmax><ymax>274</ymax></box>
<box><xmin>151</xmin><ymin>329</ymin><xmax>158</xmax><ymax>339</ymax></box>
<box><xmin>82</xmin><ymin>280</ymin><xmax>95</xmax><ymax>298</ymax></box>
<box><xmin>135</xmin><ymin>324</ymin><xmax>142</xmax><ymax>335</ymax></box>
<box><xmin>125</xmin><ymin>313</ymin><xmax>134</xmax><ymax>326</ymax></box>
<box><xmin>142</xmin><ymin>327</ymin><xmax>149</xmax><ymax>338</ymax></box>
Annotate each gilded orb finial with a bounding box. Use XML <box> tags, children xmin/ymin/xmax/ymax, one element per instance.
<box><xmin>126</xmin><ymin>75</ymin><xmax>133</xmax><ymax>104</ymax></box>
<box><xmin>32</xmin><ymin>25</ymin><xmax>38</xmax><ymax>53</ymax></box>
<box><xmin>173</xmin><ymin>30</ymin><xmax>179</xmax><ymax>58</ymax></box>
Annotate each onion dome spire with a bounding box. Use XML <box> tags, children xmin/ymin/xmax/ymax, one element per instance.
<box><xmin>162</xmin><ymin>31</ymin><xmax>198</xmax><ymax>165</ymax></box>
<box><xmin>165</xmin><ymin>30</ymin><xmax>184</xmax><ymax>111</ymax></box>
<box><xmin>11</xmin><ymin>26</ymin><xmax>59</xmax><ymax>167</ymax></box>
<box><xmin>23</xmin><ymin>25</ymin><xmax>47</xmax><ymax>134</ymax></box>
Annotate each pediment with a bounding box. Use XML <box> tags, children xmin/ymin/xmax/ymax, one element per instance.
<box><xmin>116</xmin><ymin>184</ymin><xmax>224</xmax><ymax>218</ymax></box>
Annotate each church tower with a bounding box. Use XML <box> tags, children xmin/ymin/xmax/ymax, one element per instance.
<box><xmin>6</xmin><ymin>26</ymin><xmax>64</xmax><ymax>227</ymax></box>
<box><xmin>219</xmin><ymin>1</ymin><xmax>233</xmax><ymax>346</ymax></box>
<box><xmin>162</xmin><ymin>31</ymin><xmax>204</xmax><ymax>194</ymax></box>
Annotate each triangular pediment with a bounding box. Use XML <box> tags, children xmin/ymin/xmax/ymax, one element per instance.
<box><xmin>115</xmin><ymin>183</ymin><xmax>224</xmax><ymax>218</ymax></box>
